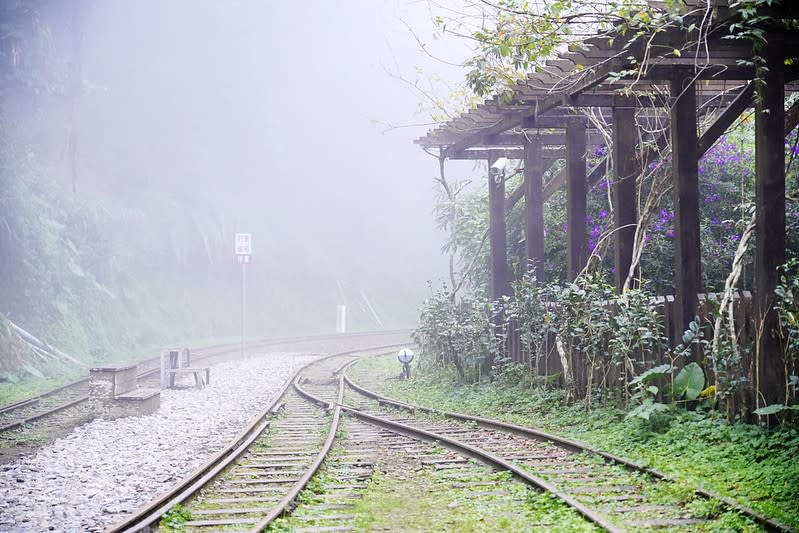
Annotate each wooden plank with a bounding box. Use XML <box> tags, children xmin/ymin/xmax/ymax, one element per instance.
<box><xmin>488</xmin><ymin>153</ymin><xmax>510</xmax><ymax>300</ymax></box>
<box><xmin>567</xmin><ymin>117</ymin><xmax>588</xmax><ymax>279</ymax></box>
<box><xmin>612</xmin><ymin>107</ymin><xmax>637</xmax><ymax>291</ymax></box>
<box><xmin>484</xmin><ymin>132</ymin><xmax>606</xmax><ymax>147</ymax></box>
<box><xmin>449</xmin><ymin>149</ymin><xmax>524</xmax><ymax>160</ymax></box>
<box><xmin>524</xmin><ymin>137</ymin><xmax>546</xmax><ymax>281</ymax></box>
<box><xmin>670</xmin><ymin>67</ymin><xmax>701</xmax><ymax>350</ymax></box>
<box><xmin>755</xmin><ymin>36</ymin><xmax>787</xmax><ymax>409</ymax></box>
<box><xmin>443</xmin><ymin>56</ymin><xmax>624</xmax><ymax>154</ymax></box>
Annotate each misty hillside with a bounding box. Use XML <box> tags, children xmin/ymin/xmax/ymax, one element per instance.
<box><xmin>0</xmin><ymin>1</ymin><xmax>450</xmax><ymax>376</ymax></box>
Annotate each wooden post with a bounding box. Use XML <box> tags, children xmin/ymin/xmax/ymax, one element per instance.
<box><xmin>567</xmin><ymin>117</ymin><xmax>587</xmax><ymax>280</ymax></box>
<box><xmin>488</xmin><ymin>153</ymin><xmax>510</xmax><ymax>300</ymax></box>
<box><xmin>524</xmin><ymin>137</ymin><xmax>545</xmax><ymax>282</ymax></box>
<box><xmin>755</xmin><ymin>37</ymin><xmax>786</xmax><ymax>409</ymax></box>
<box><xmin>670</xmin><ymin>67</ymin><xmax>701</xmax><ymax>346</ymax></box>
<box><xmin>612</xmin><ymin>107</ymin><xmax>637</xmax><ymax>291</ymax></box>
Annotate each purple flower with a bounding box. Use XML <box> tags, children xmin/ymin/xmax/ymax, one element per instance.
<box><xmin>599</xmin><ymin>209</ymin><xmax>609</xmax><ymax>219</ymax></box>
<box><xmin>665</xmin><ymin>229</ymin><xmax>675</xmax><ymax>238</ymax></box>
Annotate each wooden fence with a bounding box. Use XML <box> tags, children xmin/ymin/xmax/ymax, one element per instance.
<box><xmin>504</xmin><ymin>291</ymin><xmax>756</xmax><ymax>409</ymax></box>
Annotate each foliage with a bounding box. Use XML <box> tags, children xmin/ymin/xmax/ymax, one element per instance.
<box><xmin>416</xmin><ymin>271</ymin><xmax>673</xmax><ymax>407</ymax></box>
<box><xmin>673</xmin><ymin>362</ymin><xmax>705</xmax><ymax>401</ymax></box>
<box><xmin>0</xmin><ymin>314</ymin><xmax>34</xmax><ymax>381</ymax></box>
<box><xmin>432</xmin><ymin>1</ymin><xmax>677</xmax><ymax>97</ymax></box>
<box><xmin>0</xmin><ymin>149</ymin><xmax>241</xmax><ymax>375</ymax></box>
<box><xmin>412</xmin><ymin>283</ymin><xmax>496</xmax><ymax>383</ymax></box>
<box><xmin>160</xmin><ymin>504</ymin><xmax>192</xmax><ymax>531</ymax></box>
<box><xmin>758</xmin><ymin>259</ymin><xmax>799</xmax><ymax>421</ymax></box>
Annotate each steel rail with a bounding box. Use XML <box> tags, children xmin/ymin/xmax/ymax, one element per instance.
<box><xmin>339</xmin><ymin>404</ymin><xmax>622</xmax><ymax>533</ymax></box>
<box><xmin>0</xmin><ymin>330</ymin><xmax>410</xmax><ymax>432</ymax></box>
<box><xmin>0</xmin><ymin>342</ymin><xmax>251</xmax><ymax>432</ymax></box>
<box><xmin>0</xmin><ymin>396</ymin><xmax>89</xmax><ymax>432</ymax></box>
<box><xmin>343</xmin><ymin>367</ymin><xmax>795</xmax><ymax>533</ymax></box>
<box><xmin>0</xmin><ymin>330</ymin><xmax>410</xmax><ymax>414</ymax></box>
<box><xmin>247</xmin><ymin>356</ymin><xmax>348</xmax><ymax>531</ymax></box>
<box><xmin>105</xmin><ymin>341</ymin><xmax>409</xmax><ymax>533</ymax></box>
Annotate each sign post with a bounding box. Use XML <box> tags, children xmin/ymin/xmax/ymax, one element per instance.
<box><xmin>235</xmin><ymin>233</ymin><xmax>251</xmax><ymax>360</ymax></box>
<box><xmin>397</xmin><ymin>349</ymin><xmax>414</xmax><ymax>380</ymax></box>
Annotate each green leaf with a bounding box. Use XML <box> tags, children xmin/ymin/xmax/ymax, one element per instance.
<box><xmin>629</xmin><ymin>364</ymin><xmax>672</xmax><ymax>386</ymax></box>
<box><xmin>674</xmin><ymin>362</ymin><xmax>705</xmax><ymax>400</ymax></box>
<box><xmin>753</xmin><ymin>404</ymin><xmax>785</xmax><ymax>416</ymax></box>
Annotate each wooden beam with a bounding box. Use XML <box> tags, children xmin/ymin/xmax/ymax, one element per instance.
<box><xmin>449</xmin><ymin>148</ymin><xmax>566</xmax><ymax>161</ymax></box>
<box><xmin>443</xmin><ymin>58</ymin><xmax>623</xmax><ymax>155</ymax></box>
<box><xmin>646</xmin><ymin>63</ymin><xmax>799</xmax><ymax>82</ymax></box>
<box><xmin>488</xmin><ymin>153</ymin><xmax>511</xmax><ymax>300</ymax></box>
<box><xmin>449</xmin><ymin>149</ymin><xmax>524</xmax><ymax>160</ymax></box>
<box><xmin>755</xmin><ymin>37</ymin><xmax>786</xmax><ymax>409</ymax></box>
<box><xmin>613</xmin><ymin>107</ymin><xmax>637</xmax><ymax>291</ymax></box>
<box><xmin>698</xmin><ymin>82</ymin><xmax>755</xmax><ymax>154</ymax></box>
<box><xmin>671</xmin><ymin>67</ymin><xmax>701</xmax><ymax>348</ymax></box>
<box><xmin>484</xmin><ymin>132</ymin><xmax>606</xmax><ymax>147</ymax></box>
<box><xmin>524</xmin><ymin>137</ymin><xmax>546</xmax><ymax>281</ymax></box>
<box><xmin>567</xmin><ymin>117</ymin><xmax>588</xmax><ymax>280</ymax></box>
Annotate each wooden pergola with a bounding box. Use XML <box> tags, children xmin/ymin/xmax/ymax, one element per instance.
<box><xmin>415</xmin><ymin>2</ymin><xmax>799</xmax><ymax>407</ymax></box>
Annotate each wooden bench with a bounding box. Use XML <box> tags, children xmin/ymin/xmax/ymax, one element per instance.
<box><xmin>164</xmin><ymin>367</ymin><xmax>210</xmax><ymax>389</ymax></box>
<box><xmin>160</xmin><ymin>348</ymin><xmax>210</xmax><ymax>389</ymax></box>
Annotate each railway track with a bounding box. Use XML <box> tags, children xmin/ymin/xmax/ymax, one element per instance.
<box><xmin>106</xmin><ymin>345</ymin><xmax>404</xmax><ymax>532</ymax></box>
<box><xmin>110</xmin><ymin>344</ymin><xmax>579</xmax><ymax>532</ymax></box>
<box><xmin>89</xmin><ymin>346</ymin><xmax>792</xmax><ymax>532</ymax></box>
<box><xmin>342</xmin><ymin>358</ymin><xmax>795</xmax><ymax>533</ymax></box>
<box><xmin>111</xmin><ymin>344</ymin><xmax>790</xmax><ymax>532</ymax></box>
<box><xmin>0</xmin><ymin>330</ymin><xmax>409</xmax><ymax>435</ymax></box>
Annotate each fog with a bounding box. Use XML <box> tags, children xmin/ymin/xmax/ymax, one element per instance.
<box><xmin>9</xmin><ymin>1</ymin><xmax>475</xmax><ymax>333</ymax></box>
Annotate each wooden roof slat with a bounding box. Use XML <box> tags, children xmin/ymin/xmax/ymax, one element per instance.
<box><xmin>416</xmin><ymin>3</ymin><xmax>799</xmax><ymax>150</ymax></box>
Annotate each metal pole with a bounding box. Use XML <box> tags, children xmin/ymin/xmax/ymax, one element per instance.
<box><xmin>241</xmin><ymin>261</ymin><xmax>246</xmax><ymax>359</ymax></box>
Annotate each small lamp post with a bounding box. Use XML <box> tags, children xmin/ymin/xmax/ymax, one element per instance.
<box><xmin>397</xmin><ymin>349</ymin><xmax>414</xmax><ymax>380</ymax></box>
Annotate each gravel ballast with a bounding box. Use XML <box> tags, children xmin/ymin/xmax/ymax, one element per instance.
<box><xmin>0</xmin><ymin>352</ymin><xmax>318</xmax><ymax>532</ymax></box>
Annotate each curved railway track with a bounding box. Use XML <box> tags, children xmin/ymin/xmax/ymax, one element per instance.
<box><xmin>100</xmin><ymin>347</ymin><xmax>797</xmax><ymax>532</ymax></box>
<box><xmin>342</xmin><ymin>359</ymin><xmax>795</xmax><ymax>533</ymax></box>
<box><xmin>106</xmin><ymin>345</ymin><xmax>404</xmax><ymax>532</ymax></box>
<box><xmin>0</xmin><ymin>330</ymin><xmax>409</xmax><ymax>434</ymax></box>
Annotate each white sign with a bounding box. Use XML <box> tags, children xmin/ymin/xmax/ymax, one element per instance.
<box><xmin>397</xmin><ymin>349</ymin><xmax>414</xmax><ymax>364</ymax></box>
<box><xmin>336</xmin><ymin>305</ymin><xmax>346</xmax><ymax>334</ymax></box>
<box><xmin>235</xmin><ymin>233</ymin><xmax>252</xmax><ymax>256</ymax></box>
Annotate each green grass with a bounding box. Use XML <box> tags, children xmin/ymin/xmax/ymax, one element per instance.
<box><xmin>350</xmin><ymin>355</ymin><xmax>799</xmax><ymax>530</ymax></box>
<box><xmin>0</xmin><ymin>367</ymin><xmax>83</xmax><ymax>406</ymax></box>
<box><xmin>351</xmin><ymin>457</ymin><xmax>597</xmax><ymax>532</ymax></box>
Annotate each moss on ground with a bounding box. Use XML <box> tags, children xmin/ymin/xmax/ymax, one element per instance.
<box><xmin>350</xmin><ymin>355</ymin><xmax>799</xmax><ymax>530</ymax></box>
